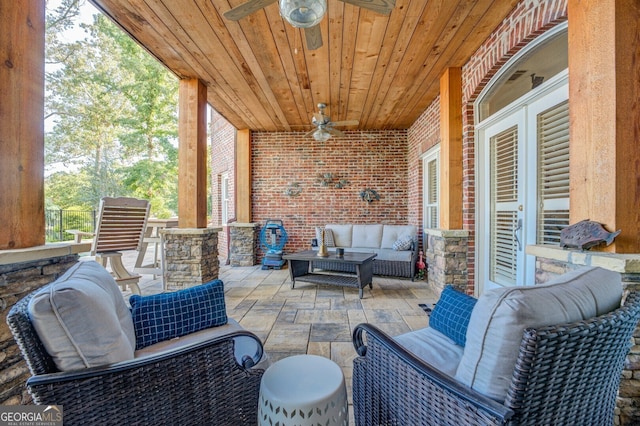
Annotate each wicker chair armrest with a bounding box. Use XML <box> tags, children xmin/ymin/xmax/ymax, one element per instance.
<box><xmin>352</xmin><ymin>323</ymin><xmax>513</xmax><ymax>425</ymax></box>
<box><xmin>26</xmin><ymin>330</ymin><xmax>265</xmax><ymax>426</ymax></box>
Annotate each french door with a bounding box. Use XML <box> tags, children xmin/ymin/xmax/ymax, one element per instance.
<box><xmin>477</xmin><ymin>79</ymin><xmax>569</xmax><ymax>293</ymax></box>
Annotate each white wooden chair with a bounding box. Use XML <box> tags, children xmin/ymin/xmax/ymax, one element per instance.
<box><xmin>69</xmin><ymin>197</ymin><xmax>150</xmax><ymax>294</ymax></box>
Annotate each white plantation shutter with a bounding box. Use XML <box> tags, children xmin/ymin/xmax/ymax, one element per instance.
<box><xmin>537</xmin><ymin>101</ymin><xmax>570</xmax><ymax>245</ymax></box>
<box><xmin>490</xmin><ymin>126</ymin><xmax>519</xmax><ymax>285</ymax></box>
<box><xmin>424</xmin><ymin>151</ymin><xmax>439</xmax><ymax>229</ymax></box>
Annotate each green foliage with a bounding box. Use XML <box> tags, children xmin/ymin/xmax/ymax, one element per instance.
<box><xmin>45</xmin><ymin>1</ymin><xmax>179</xmax><ymax>216</ymax></box>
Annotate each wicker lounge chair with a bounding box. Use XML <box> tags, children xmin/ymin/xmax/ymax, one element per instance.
<box><xmin>8</xmin><ymin>279</ymin><xmax>265</xmax><ymax>425</ymax></box>
<box><xmin>352</xmin><ymin>273</ymin><xmax>640</xmax><ymax>425</ymax></box>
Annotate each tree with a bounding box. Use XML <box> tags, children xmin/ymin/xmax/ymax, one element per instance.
<box><xmin>44</xmin><ymin>2</ymin><xmax>178</xmax><ymax>215</ymax></box>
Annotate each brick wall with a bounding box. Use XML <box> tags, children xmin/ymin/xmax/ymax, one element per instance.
<box><xmin>250</xmin><ymin>130</ymin><xmax>409</xmax><ymax>256</ymax></box>
<box><xmin>210</xmin><ymin>109</ymin><xmax>236</xmax><ymax>263</ymax></box>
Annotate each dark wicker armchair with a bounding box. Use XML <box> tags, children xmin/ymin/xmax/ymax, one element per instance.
<box><xmin>352</xmin><ymin>291</ymin><xmax>640</xmax><ymax>426</ymax></box>
<box><xmin>7</xmin><ymin>288</ymin><xmax>265</xmax><ymax>426</ymax></box>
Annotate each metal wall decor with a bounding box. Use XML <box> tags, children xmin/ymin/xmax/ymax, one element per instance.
<box><xmin>284</xmin><ymin>182</ymin><xmax>302</xmax><ymax>197</ymax></box>
<box><xmin>360</xmin><ymin>188</ymin><xmax>380</xmax><ymax>203</ymax></box>
<box><xmin>316</xmin><ymin>173</ymin><xmax>349</xmax><ymax>189</ymax></box>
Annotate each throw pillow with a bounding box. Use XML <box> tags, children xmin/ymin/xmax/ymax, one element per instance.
<box><xmin>130</xmin><ymin>279</ymin><xmax>228</xmax><ymax>350</ymax></box>
<box><xmin>315</xmin><ymin>227</ymin><xmax>336</xmax><ymax>247</ymax></box>
<box><xmin>392</xmin><ymin>234</ymin><xmax>413</xmax><ymax>251</ymax></box>
<box><xmin>28</xmin><ymin>261</ymin><xmax>136</xmax><ymax>371</ymax></box>
<box><xmin>428</xmin><ymin>285</ymin><xmax>477</xmax><ymax>347</ymax></box>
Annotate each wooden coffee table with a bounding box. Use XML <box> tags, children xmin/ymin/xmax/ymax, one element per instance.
<box><xmin>283</xmin><ymin>250</ymin><xmax>376</xmax><ymax>298</ymax></box>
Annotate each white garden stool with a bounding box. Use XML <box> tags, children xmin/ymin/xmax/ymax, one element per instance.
<box><xmin>258</xmin><ymin>354</ymin><xmax>348</xmax><ymax>426</ymax></box>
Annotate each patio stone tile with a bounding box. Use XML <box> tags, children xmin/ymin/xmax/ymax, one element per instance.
<box><xmin>264</xmin><ymin>324</ymin><xmax>310</xmax><ymax>352</ymax></box>
<box><xmin>331</xmin><ymin>342</ymin><xmax>357</xmax><ymax>368</ymax></box>
<box><xmin>249</xmin><ymin>285</ymin><xmax>281</xmax><ymax>298</ymax></box>
<box><xmin>251</xmin><ymin>299</ymin><xmax>285</xmax><ymax>310</ymax></box>
<box><xmin>239</xmin><ymin>312</ymin><xmax>278</xmax><ymax>332</ymax></box>
<box><xmin>295</xmin><ymin>309</ymin><xmax>348</xmax><ymax>324</ymax></box>
<box><xmin>364</xmin><ymin>309</ymin><xmax>404</xmax><ymax>323</ymax></box>
<box><xmin>310</xmin><ymin>322</ymin><xmax>352</xmax><ymax>342</ymax></box>
<box><xmin>403</xmin><ymin>314</ymin><xmax>428</xmax><ymax>331</ymax></box>
<box><xmin>316</xmin><ymin>286</ymin><xmax>347</xmax><ymax>298</ymax></box>
<box><xmin>360</xmin><ymin>298</ymin><xmax>413</xmax><ymax>310</ymax></box>
<box><xmin>347</xmin><ymin>310</ymin><xmax>368</xmax><ymax>329</ymax></box>
<box><xmin>275</xmin><ymin>308</ymin><xmax>297</xmax><ymax>324</ymax></box>
<box><xmin>373</xmin><ymin>322</ymin><xmax>411</xmax><ymax>337</ymax></box>
<box><xmin>331</xmin><ymin>298</ymin><xmax>363</xmax><ymax>310</ymax></box>
<box><xmin>307</xmin><ymin>341</ymin><xmax>330</xmax><ymax>358</ymax></box>
<box><xmin>283</xmin><ymin>299</ymin><xmax>316</xmax><ymax>309</ymax></box>
<box><xmin>314</xmin><ymin>299</ymin><xmax>331</xmax><ymax>310</ymax></box>
<box><xmin>225</xmin><ymin>287</ymin><xmax>255</xmax><ymax>297</ymax></box>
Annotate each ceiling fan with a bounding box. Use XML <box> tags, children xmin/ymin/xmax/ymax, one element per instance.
<box><xmin>223</xmin><ymin>0</ymin><xmax>396</xmax><ymax>50</ymax></box>
<box><xmin>304</xmin><ymin>103</ymin><xmax>359</xmax><ymax>141</ymax></box>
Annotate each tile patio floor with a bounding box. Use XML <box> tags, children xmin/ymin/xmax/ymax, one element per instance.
<box><xmin>118</xmin><ymin>252</ymin><xmax>439</xmax><ymax>423</ymax></box>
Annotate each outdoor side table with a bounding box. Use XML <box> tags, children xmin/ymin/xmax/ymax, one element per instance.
<box><xmin>258</xmin><ymin>354</ymin><xmax>348</xmax><ymax>426</ymax></box>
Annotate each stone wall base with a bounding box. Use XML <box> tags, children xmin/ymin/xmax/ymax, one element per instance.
<box><xmin>161</xmin><ymin>228</ymin><xmax>220</xmax><ymax>291</ymax></box>
<box><xmin>229</xmin><ymin>223</ymin><xmax>258</xmax><ymax>267</ymax></box>
<box><xmin>528</xmin><ymin>244</ymin><xmax>640</xmax><ymax>426</ymax></box>
<box><xmin>0</xmin><ymin>246</ymin><xmax>81</xmax><ymax>405</ymax></box>
<box><xmin>424</xmin><ymin>229</ymin><xmax>469</xmax><ymax>294</ymax></box>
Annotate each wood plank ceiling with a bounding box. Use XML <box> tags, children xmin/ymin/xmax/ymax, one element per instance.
<box><xmin>89</xmin><ymin>0</ymin><xmax>520</xmax><ymax>132</ymax></box>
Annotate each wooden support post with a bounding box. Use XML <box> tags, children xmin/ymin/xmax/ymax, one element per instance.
<box><xmin>0</xmin><ymin>0</ymin><xmax>45</xmax><ymax>249</ymax></box>
<box><xmin>568</xmin><ymin>0</ymin><xmax>640</xmax><ymax>253</ymax></box>
<box><xmin>439</xmin><ymin>67</ymin><xmax>463</xmax><ymax>230</ymax></box>
<box><xmin>178</xmin><ymin>78</ymin><xmax>208</xmax><ymax>228</ymax></box>
<box><xmin>235</xmin><ymin>129</ymin><xmax>252</xmax><ymax>223</ymax></box>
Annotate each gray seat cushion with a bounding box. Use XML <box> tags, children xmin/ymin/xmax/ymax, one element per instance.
<box><xmin>455</xmin><ymin>267</ymin><xmax>622</xmax><ymax>401</ymax></box>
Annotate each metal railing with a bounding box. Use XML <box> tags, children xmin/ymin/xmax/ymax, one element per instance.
<box><xmin>45</xmin><ymin>209</ymin><xmax>96</xmax><ymax>242</ymax></box>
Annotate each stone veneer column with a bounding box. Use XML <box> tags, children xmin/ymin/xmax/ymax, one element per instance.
<box><xmin>424</xmin><ymin>229</ymin><xmax>469</xmax><ymax>294</ymax></box>
<box><xmin>527</xmin><ymin>244</ymin><xmax>640</xmax><ymax>425</ymax></box>
<box><xmin>0</xmin><ymin>244</ymin><xmax>87</xmax><ymax>405</ymax></box>
<box><xmin>161</xmin><ymin>227</ymin><xmax>220</xmax><ymax>291</ymax></box>
<box><xmin>228</xmin><ymin>223</ymin><xmax>259</xmax><ymax>267</ymax></box>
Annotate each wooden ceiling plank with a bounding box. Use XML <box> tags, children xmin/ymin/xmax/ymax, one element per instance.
<box><xmin>370</xmin><ymin>0</ymin><xmax>461</xmax><ymax>129</ymax></box>
<box><xmin>305</xmin><ymin>10</ymin><xmax>332</xmax><ymax>120</ymax></box>
<box><xmin>261</xmin><ymin>3</ymin><xmax>315</xmax><ymax>127</ymax></box>
<box><xmin>347</xmin><ymin>11</ymin><xmax>389</xmax><ymax>127</ymax></box>
<box><xmin>391</xmin><ymin>0</ymin><xmax>518</xmax><ymax>128</ymax></box>
<box><xmin>208</xmin><ymin>0</ymin><xmax>297</xmax><ymax>130</ymax></box>
<box><xmin>359</xmin><ymin>0</ymin><xmax>425</xmax><ymax>128</ymax></box>
<box><xmin>154</xmin><ymin>0</ymin><xmax>279</xmax><ymax>131</ymax></box>
<box><xmin>328</xmin><ymin>1</ymin><xmax>345</xmax><ymax>123</ymax></box>
<box><xmin>91</xmin><ymin>0</ymin><xmax>253</xmax><ymax>128</ymax></box>
<box><xmin>337</xmin><ymin>4</ymin><xmax>360</xmax><ymax>122</ymax></box>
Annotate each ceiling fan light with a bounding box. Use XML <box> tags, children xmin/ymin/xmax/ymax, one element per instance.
<box><xmin>279</xmin><ymin>0</ymin><xmax>326</xmax><ymax>28</ymax></box>
<box><xmin>313</xmin><ymin>128</ymin><xmax>331</xmax><ymax>142</ymax></box>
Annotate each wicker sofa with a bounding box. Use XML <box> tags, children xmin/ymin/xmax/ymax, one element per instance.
<box><xmin>351</xmin><ymin>266</ymin><xmax>640</xmax><ymax>425</ymax></box>
<box><xmin>7</xmin><ymin>261</ymin><xmax>266</xmax><ymax>426</ymax></box>
<box><xmin>313</xmin><ymin>224</ymin><xmax>419</xmax><ymax>279</ymax></box>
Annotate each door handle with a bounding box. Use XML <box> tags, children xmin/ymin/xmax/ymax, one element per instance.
<box><xmin>514</xmin><ymin>218</ymin><xmax>523</xmax><ymax>252</ymax></box>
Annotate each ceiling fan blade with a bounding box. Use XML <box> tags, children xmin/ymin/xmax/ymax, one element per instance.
<box><xmin>304</xmin><ymin>128</ymin><xmax>317</xmax><ymax>137</ymax></box>
<box><xmin>330</xmin><ymin>120</ymin><xmax>359</xmax><ymax>127</ymax></box>
<box><xmin>223</xmin><ymin>0</ymin><xmax>277</xmax><ymax>21</ymax></box>
<box><xmin>340</xmin><ymin>0</ymin><xmax>395</xmax><ymax>15</ymax></box>
<box><xmin>327</xmin><ymin>127</ymin><xmax>345</xmax><ymax>137</ymax></box>
<box><xmin>304</xmin><ymin>25</ymin><xmax>323</xmax><ymax>50</ymax></box>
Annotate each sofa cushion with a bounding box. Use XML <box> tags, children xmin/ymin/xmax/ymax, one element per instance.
<box><xmin>429</xmin><ymin>286</ymin><xmax>477</xmax><ymax>347</ymax></box>
<box><xmin>352</xmin><ymin>224</ymin><xmax>383</xmax><ymax>248</ymax></box>
<box><xmin>381</xmin><ymin>225</ymin><xmax>417</xmax><ymax>249</ymax></box>
<box><xmin>394</xmin><ymin>327</ymin><xmax>464</xmax><ymax>377</ymax></box>
<box><xmin>130</xmin><ymin>279</ymin><xmax>228</xmax><ymax>350</ymax></box>
<box><xmin>373</xmin><ymin>248</ymin><xmax>414</xmax><ymax>262</ymax></box>
<box><xmin>28</xmin><ymin>261</ymin><xmax>136</xmax><ymax>371</ymax></box>
<box><xmin>135</xmin><ymin>318</ymin><xmax>269</xmax><ymax>369</ymax></box>
<box><xmin>326</xmin><ymin>224</ymin><xmax>353</xmax><ymax>247</ymax></box>
<box><xmin>315</xmin><ymin>227</ymin><xmax>335</xmax><ymax>247</ymax></box>
<box><xmin>392</xmin><ymin>234</ymin><xmax>414</xmax><ymax>251</ymax></box>
<box><xmin>455</xmin><ymin>267</ymin><xmax>622</xmax><ymax>401</ymax></box>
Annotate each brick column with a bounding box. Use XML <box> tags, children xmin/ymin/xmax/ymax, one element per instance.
<box><xmin>424</xmin><ymin>229</ymin><xmax>469</xmax><ymax>294</ymax></box>
<box><xmin>229</xmin><ymin>223</ymin><xmax>258</xmax><ymax>267</ymax></box>
<box><xmin>161</xmin><ymin>228</ymin><xmax>220</xmax><ymax>291</ymax></box>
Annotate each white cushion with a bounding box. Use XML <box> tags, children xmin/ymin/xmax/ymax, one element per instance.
<box><xmin>135</xmin><ymin>318</ymin><xmax>270</xmax><ymax>369</ymax></box>
<box><xmin>395</xmin><ymin>327</ymin><xmax>464</xmax><ymax>377</ymax></box>
<box><xmin>352</xmin><ymin>224</ymin><xmax>383</xmax><ymax>248</ymax></box>
<box><xmin>455</xmin><ymin>267</ymin><xmax>622</xmax><ymax>401</ymax></box>
<box><xmin>28</xmin><ymin>261</ymin><xmax>136</xmax><ymax>371</ymax></box>
<box><xmin>381</xmin><ymin>225</ymin><xmax>417</xmax><ymax>249</ymax></box>
<box><xmin>326</xmin><ymin>224</ymin><xmax>353</xmax><ymax>248</ymax></box>
<box><xmin>392</xmin><ymin>234</ymin><xmax>413</xmax><ymax>251</ymax></box>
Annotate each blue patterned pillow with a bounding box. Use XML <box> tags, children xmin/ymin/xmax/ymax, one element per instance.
<box><xmin>130</xmin><ymin>279</ymin><xmax>228</xmax><ymax>350</ymax></box>
<box><xmin>429</xmin><ymin>286</ymin><xmax>477</xmax><ymax>347</ymax></box>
